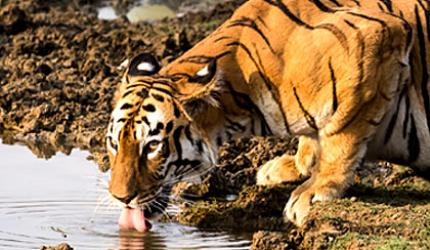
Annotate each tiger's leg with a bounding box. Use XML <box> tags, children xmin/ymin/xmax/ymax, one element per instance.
<box><xmin>256</xmin><ymin>136</ymin><xmax>319</xmax><ymax>185</ymax></box>
<box><xmin>284</xmin><ymin>123</ymin><xmax>371</xmax><ymax>226</ymax></box>
<box><xmin>284</xmin><ymin>68</ymin><xmax>408</xmax><ymax>226</ymax></box>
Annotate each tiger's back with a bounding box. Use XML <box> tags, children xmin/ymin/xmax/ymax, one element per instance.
<box><xmin>161</xmin><ymin>0</ymin><xmax>430</xmax><ymax>168</ymax></box>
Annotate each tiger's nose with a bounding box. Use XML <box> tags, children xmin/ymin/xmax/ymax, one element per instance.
<box><xmin>113</xmin><ymin>194</ymin><xmax>137</xmax><ymax>204</ymax></box>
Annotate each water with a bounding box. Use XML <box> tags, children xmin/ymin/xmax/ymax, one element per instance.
<box><xmin>0</xmin><ymin>142</ymin><xmax>251</xmax><ymax>250</ymax></box>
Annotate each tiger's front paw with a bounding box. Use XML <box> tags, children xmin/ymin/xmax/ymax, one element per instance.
<box><xmin>284</xmin><ymin>178</ymin><xmax>342</xmax><ymax>226</ymax></box>
<box><xmin>256</xmin><ymin>155</ymin><xmax>302</xmax><ymax>186</ymax></box>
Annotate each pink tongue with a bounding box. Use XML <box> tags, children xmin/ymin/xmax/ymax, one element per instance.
<box><xmin>119</xmin><ymin>208</ymin><xmax>151</xmax><ymax>232</ymax></box>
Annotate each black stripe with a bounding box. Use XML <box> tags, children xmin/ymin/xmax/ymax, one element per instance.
<box><xmin>384</xmin><ymin>89</ymin><xmax>405</xmax><ymax>144</ymax></box>
<box><xmin>257</xmin><ymin>16</ymin><xmax>269</xmax><ymax>28</ymax></box>
<box><xmin>292</xmin><ymin>86</ymin><xmax>318</xmax><ymax>130</ymax></box>
<box><xmin>344</xmin><ymin>19</ymin><xmax>358</xmax><ymax>30</ymax></box>
<box><xmin>380</xmin><ymin>0</ymin><xmax>393</xmax><ymax>12</ymax></box>
<box><xmin>162</xmin><ymin>74</ymin><xmax>182</xmax><ymax>82</ymax></box>
<box><xmin>227</xmin><ymin>41</ymin><xmax>290</xmax><ymax>134</ymax></box>
<box><xmin>149</xmin><ymin>122</ymin><xmax>164</xmax><ymax>136</ymax></box>
<box><xmin>215</xmin><ymin>51</ymin><xmax>233</xmax><ymax>60</ymax></box>
<box><xmin>170</xmin><ymin>159</ymin><xmax>201</xmax><ymax>176</ymax></box>
<box><xmin>347</xmin><ymin>12</ymin><xmax>388</xmax><ymax>28</ymax></box>
<box><xmin>108</xmin><ymin>136</ymin><xmax>118</xmax><ymax>151</ymax></box>
<box><xmin>179</xmin><ymin>55</ymin><xmax>213</xmax><ymax>64</ymax></box>
<box><xmin>143</xmin><ymin>104</ymin><xmax>156</xmax><ymax>112</ymax></box>
<box><xmin>310</xmin><ymin>0</ymin><xmax>335</xmax><ymax>13</ymax></box>
<box><xmin>142</xmin><ymin>116</ymin><xmax>150</xmax><ymax>125</ymax></box>
<box><xmin>178</xmin><ymin>51</ymin><xmax>231</xmax><ymax>64</ymax></box>
<box><xmin>225</xmin><ymin>81</ymin><xmax>272</xmax><ymax>135</ymax></box>
<box><xmin>173</xmin><ymin>102</ymin><xmax>181</xmax><ymax>118</ymax></box>
<box><xmin>408</xmin><ymin>114</ymin><xmax>420</xmax><ymax>162</ymax></box>
<box><xmin>329</xmin><ymin>60</ymin><xmax>338</xmax><ymax>113</ymax></box>
<box><xmin>196</xmin><ymin>140</ymin><xmax>204</xmax><ymax>153</ymax></box>
<box><xmin>415</xmin><ymin>5</ymin><xmax>430</xmax><ymax>132</ymax></box>
<box><xmin>377</xmin><ymin>3</ymin><xmax>385</xmax><ymax>12</ymax></box>
<box><xmin>315</xmin><ymin>23</ymin><xmax>349</xmax><ymax>52</ymax></box>
<box><xmin>152</xmin><ymin>79</ymin><xmax>171</xmax><ymax>85</ymax></box>
<box><xmin>263</xmin><ymin>0</ymin><xmax>313</xmax><ymax>29</ymax></box>
<box><xmin>152</xmin><ymin>93</ymin><xmax>165</xmax><ymax>102</ymax></box>
<box><xmin>214</xmin><ymin>36</ymin><xmax>232</xmax><ymax>43</ymax></box>
<box><xmin>184</xmin><ymin>125</ymin><xmax>194</xmax><ymax>145</ymax></box>
<box><xmin>172</xmin><ymin>126</ymin><xmax>184</xmax><ymax>160</ymax></box>
<box><xmin>228</xmin><ymin>17</ymin><xmax>275</xmax><ymax>53</ymax></box>
<box><xmin>216</xmin><ymin>136</ymin><xmax>223</xmax><ymax>146</ymax></box>
<box><xmin>151</xmin><ymin>87</ymin><xmax>173</xmax><ymax>97</ymax></box>
<box><xmin>120</xmin><ymin>103</ymin><xmax>134</xmax><ymax>110</ymax></box>
<box><xmin>161</xmin><ymin>138</ymin><xmax>170</xmax><ymax>158</ymax></box>
<box><xmin>405</xmin><ymin>22</ymin><xmax>413</xmax><ymax>49</ymax></box>
<box><xmin>328</xmin><ymin>0</ymin><xmax>342</xmax><ymax>6</ymax></box>
<box><xmin>165</xmin><ymin>121</ymin><xmax>174</xmax><ymax>134</ymax></box>
<box><xmin>402</xmin><ymin>93</ymin><xmax>410</xmax><ymax>138</ymax></box>
<box><xmin>122</xmin><ymin>90</ymin><xmax>134</xmax><ymax>98</ymax></box>
<box><xmin>350</xmin><ymin>0</ymin><xmax>361</xmax><ymax>6</ymax></box>
<box><xmin>226</xmin><ymin>117</ymin><xmax>246</xmax><ymax>132</ymax></box>
<box><xmin>356</xmin><ymin>31</ymin><xmax>366</xmax><ymax>86</ymax></box>
<box><xmin>137</xmin><ymin>89</ymin><xmax>149</xmax><ymax>99</ymax></box>
<box><xmin>133</xmin><ymin>79</ymin><xmax>155</xmax><ymax>85</ymax></box>
<box><xmin>126</xmin><ymin>83</ymin><xmax>150</xmax><ymax>90</ymax></box>
<box><xmin>379</xmin><ymin>89</ymin><xmax>391</xmax><ymax>101</ymax></box>
<box><xmin>417</xmin><ymin>0</ymin><xmax>430</xmax><ymax>42</ymax></box>
<box><xmin>254</xmin><ymin>46</ymin><xmax>291</xmax><ymax>134</ymax></box>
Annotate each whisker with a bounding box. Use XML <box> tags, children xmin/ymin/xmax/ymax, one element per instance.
<box><xmin>151</xmin><ymin>200</ymin><xmax>174</xmax><ymax>224</ymax></box>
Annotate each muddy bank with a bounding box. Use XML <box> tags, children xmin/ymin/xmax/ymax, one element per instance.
<box><xmin>0</xmin><ymin>0</ymin><xmax>242</xmax><ymax>169</ymax></box>
<box><xmin>175</xmin><ymin>140</ymin><xmax>430</xmax><ymax>249</ymax></box>
<box><xmin>1</xmin><ymin>1</ymin><xmax>430</xmax><ymax>249</ymax></box>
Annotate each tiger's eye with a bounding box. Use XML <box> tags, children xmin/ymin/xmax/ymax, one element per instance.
<box><xmin>147</xmin><ymin>140</ymin><xmax>160</xmax><ymax>153</ymax></box>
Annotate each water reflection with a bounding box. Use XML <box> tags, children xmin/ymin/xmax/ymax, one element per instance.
<box><xmin>0</xmin><ymin>131</ymin><xmax>74</xmax><ymax>160</ymax></box>
<box><xmin>0</xmin><ymin>141</ymin><xmax>251</xmax><ymax>249</ymax></box>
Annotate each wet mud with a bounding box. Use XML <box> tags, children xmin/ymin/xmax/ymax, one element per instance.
<box><xmin>1</xmin><ymin>1</ymin><xmax>430</xmax><ymax>249</ymax></box>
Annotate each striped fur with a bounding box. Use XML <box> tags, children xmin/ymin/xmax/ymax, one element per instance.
<box><xmin>107</xmin><ymin>0</ymin><xmax>430</xmax><ymax>226</ymax></box>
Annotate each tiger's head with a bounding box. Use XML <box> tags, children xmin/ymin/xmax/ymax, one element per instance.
<box><xmin>106</xmin><ymin>53</ymin><xmax>222</xmax><ymax>232</ymax></box>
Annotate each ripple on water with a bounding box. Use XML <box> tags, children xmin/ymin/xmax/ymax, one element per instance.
<box><xmin>0</xmin><ymin>142</ymin><xmax>251</xmax><ymax>249</ymax></box>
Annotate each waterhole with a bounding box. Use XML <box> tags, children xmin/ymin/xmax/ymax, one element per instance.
<box><xmin>0</xmin><ymin>142</ymin><xmax>251</xmax><ymax>249</ymax></box>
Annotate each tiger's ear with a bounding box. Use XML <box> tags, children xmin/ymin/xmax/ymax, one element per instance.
<box><xmin>177</xmin><ymin>60</ymin><xmax>224</xmax><ymax>116</ymax></box>
<box><xmin>127</xmin><ymin>53</ymin><xmax>161</xmax><ymax>76</ymax></box>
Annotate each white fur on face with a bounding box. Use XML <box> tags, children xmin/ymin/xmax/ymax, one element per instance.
<box><xmin>118</xmin><ymin>59</ymin><xmax>130</xmax><ymax>70</ymax></box>
<box><xmin>111</xmin><ymin>104</ymin><xmax>127</xmax><ymax>143</ymax></box>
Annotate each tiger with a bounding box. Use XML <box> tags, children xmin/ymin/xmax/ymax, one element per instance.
<box><xmin>106</xmin><ymin>0</ymin><xmax>430</xmax><ymax>232</ymax></box>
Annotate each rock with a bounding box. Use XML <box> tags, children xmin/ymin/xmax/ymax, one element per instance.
<box><xmin>40</xmin><ymin>243</ymin><xmax>73</xmax><ymax>250</ymax></box>
<box><xmin>251</xmin><ymin>231</ymin><xmax>292</xmax><ymax>250</ymax></box>
<box><xmin>0</xmin><ymin>5</ymin><xmax>28</xmax><ymax>35</ymax></box>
